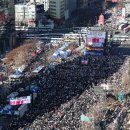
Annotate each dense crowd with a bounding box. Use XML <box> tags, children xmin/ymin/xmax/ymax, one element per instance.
<box><xmin>6</xmin><ymin>54</ymin><xmax>128</xmax><ymax>130</ymax></box>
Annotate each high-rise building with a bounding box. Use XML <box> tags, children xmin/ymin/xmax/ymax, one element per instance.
<box><xmin>15</xmin><ymin>2</ymin><xmax>44</xmax><ymax>29</ymax></box>
<box><xmin>49</xmin><ymin>0</ymin><xmax>65</xmax><ymax>19</ymax></box>
<box><xmin>15</xmin><ymin>4</ymin><xmax>37</xmax><ymax>28</ymax></box>
<box><xmin>64</xmin><ymin>0</ymin><xmax>77</xmax><ymax>19</ymax></box>
<box><xmin>0</xmin><ymin>0</ymin><xmax>15</xmax><ymax>54</ymax></box>
<box><xmin>77</xmin><ymin>0</ymin><xmax>97</xmax><ymax>8</ymax></box>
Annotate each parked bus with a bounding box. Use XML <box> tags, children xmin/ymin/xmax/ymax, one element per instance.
<box><xmin>113</xmin><ymin>35</ymin><xmax>129</xmax><ymax>41</ymax></box>
<box><xmin>118</xmin><ymin>23</ymin><xmax>128</xmax><ymax>30</ymax></box>
<box><xmin>123</xmin><ymin>25</ymin><xmax>130</xmax><ymax>33</ymax></box>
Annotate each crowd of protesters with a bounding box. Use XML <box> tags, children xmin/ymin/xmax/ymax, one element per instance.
<box><xmin>5</xmin><ymin>53</ymin><xmax>129</xmax><ymax>130</ymax></box>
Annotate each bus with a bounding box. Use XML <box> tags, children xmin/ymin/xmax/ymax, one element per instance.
<box><xmin>118</xmin><ymin>23</ymin><xmax>128</xmax><ymax>30</ymax></box>
<box><xmin>123</xmin><ymin>25</ymin><xmax>130</xmax><ymax>33</ymax></box>
<box><xmin>113</xmin><ymin>35</ymin><xmax>129</xmax><ymax>41</ymax></box>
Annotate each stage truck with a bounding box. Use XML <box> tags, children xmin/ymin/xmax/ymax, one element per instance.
<box><xmin>85</xmin><ymin>30</ymin><xmax>107</xmax><ymax>55</ymax></box>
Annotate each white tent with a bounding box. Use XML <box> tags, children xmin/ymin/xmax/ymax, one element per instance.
<box><xmin>9</xmin><ymin>74</ymin><xmax>22</xmax><ymax>79</ymax></box>
<box><xmin>59</xmin><ymin>51</ymin><xmax>68</xmax><ymax>58</ymax></box>
<box><xmin>58</xmin><ymin>42</ymin><xmax>69</xmax><ymax>51</ymax></box>
<box><xmin>32</xmin><ymin>66</ymin><xmax>44</xmax><ymax>73</ymax></box>
<box><xmin>16</xmin><ymin>65</ymin><xmax>26</xmax><ymax>74</ymax></box>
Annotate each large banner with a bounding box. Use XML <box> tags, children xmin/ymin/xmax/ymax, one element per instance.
<box><xmin>86</xmin><ymin>31</ymin><xmax>106</xmax><ymax>38</ymax></box>
<box><xmin>86</xmin><ymin>31</ymin><xmax>106</xmax><ymax>48</ymax></box>
<box><xmin>10</xmin><ymin>96</ymin><xmax>31</xmax><ymax>106</ymax></box>
<box><xmin>122</xmin><ymin>7</ymin><xmax>126</xmax><ymax>17</ymax></box>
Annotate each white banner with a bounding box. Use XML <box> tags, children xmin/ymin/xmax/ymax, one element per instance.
<box><xmin>10</xmin><ymin>96</ymin><xmax>31</xmax><ymax>105</ymax></box>
<box><xmin>122</xmin><ymin>7</ymin><xmax>126</xmax><ymax>17</ymax></box>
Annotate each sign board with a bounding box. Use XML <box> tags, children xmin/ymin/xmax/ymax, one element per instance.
<box><xmin>10</xmin><ymin>96</ymin><xmax>31</xmax><ymax>105</ymax></box>
<box><xmin>86</xmin><ymin>31</ymin><xmax>106</xmax><ymax>48</ymax></box>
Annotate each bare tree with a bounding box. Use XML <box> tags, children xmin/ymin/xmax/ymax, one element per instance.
<box><xmin>14</xmin><ymin>50</ymin><xmax>28</xmax><ymax>67</ymax></box>
<box><xmin>4</xmin><ymin>40</ymin><xmax>37</xmax><ymax>67</ymax></box>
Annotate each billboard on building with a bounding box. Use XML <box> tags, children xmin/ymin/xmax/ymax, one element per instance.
<box><xmin>86</xmin><ymin>31</ymin><xmax>106</xmax><ymax>48</ymax></box>
<box><xmin>10</xmin><ymin>96</ymin><xmax>31</xmax><ymax>106</ymax></box>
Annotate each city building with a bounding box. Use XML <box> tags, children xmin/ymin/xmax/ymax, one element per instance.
<box><xmin>77</xmin><ymin>0</ymin><xmax>97</xmax><ymax>8</ymax></box>
<box><xmin>77</xmin><ymin>0</ymin><xmax>88</xmax><ymax>8</ymax></box>
<box><xmin>0</xmin><ymin>0</ymin><xmax>15</xmax><ymax>54</ymax></box>
<box><xmin>15</xmin><ymin>4</ymin><xmax>37</xmax><ymax>28</ymax></box>
<box><xmin>64</xmin><ymin>0</ymin><xmax>77</xmax><ymax>19</ymax></box>
<box><xmin>16</xmin><ymin>0</ymin><xmax>50</xmax><ymax>12</ymax></box>
<box><xmin>49</xmin><ymin>0</ymin><xmax>65</xmax><ymax>20</ymax></box>
<box><xmin>15</xmin><ymin>2</ymin><xmax>44</xmax><ymax>29</ymax></box>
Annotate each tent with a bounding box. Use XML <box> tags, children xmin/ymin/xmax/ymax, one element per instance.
<box><xmin>9</xmin><ymin>74</ymin><xmax>22</xmax><ymax>80</ymax></box>
<box><xmin>59</xmin><ymin>51</ymin><xmax>68</xmax><ymax>59</ymax></box>
<box><xmin>0</xmin><ymin>105</ymin><xmax>14</xmax><ymax>115</ymax></box>
<box><xmin>48</xmin><ymin>62</ymin><xmax>59</xmax><ymax>69</ymax></box>
<box><xmin>7</xmin><ymin>92</ymin><xmax>19</xmax><ymax>99</ymax></box>
<box><xmin>58</xmin><ymin>42</ymin><xmax>69</xmax><ymax>51</ymax></box>
<box><xmin>52</xmin><ymin>51</ymin><xmax>60</xmax><ymax>59</ymax></box>
<box><xmin>32</xmin><ymin>66</ymin><xmax>44</xmax><ymax>73</ymax></box>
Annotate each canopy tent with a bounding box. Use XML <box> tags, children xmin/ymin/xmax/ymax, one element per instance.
<box><xmin>48</xmin><ymin>62</ymin><xmax>59</xmax><ymax>69</ymax></box>
<box><xmin>9</xmin><ymin>74</ymin><xmax>22</xmax><ymax>79</ymax></box>
<box><xmin>0</xmin><ymin>105</ymin><xmax>14</xmax><ymax>115</ymax></box>
<box><xmin>32</xmin><ymin>66</ymin><xmax>44</xmax><ymax>73</ymax></box>
<box><xmin>7</xmin><ymin>92</ymin><xmax>19</xmax><ymax>99</ymax></box>
<box><xmin>58</xmin><ymin>51</ymin><xmax>68</xmax><ymax>59</ymax></box>
<box><xmin>58</xmin><ymin>42</ymin><xmax>69</xmax><ymax>51</ymax></box>
<box><xmin>52</xmin><ymin>51</ymin><xmax>60</xmax><ymax>59</ymax></box>
<box><xmin>16</xmin><ymin>64</ymin><xmax>26</xmax><ymax>74</ymax></box>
